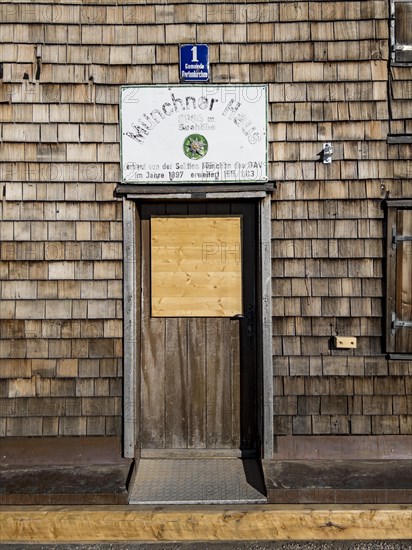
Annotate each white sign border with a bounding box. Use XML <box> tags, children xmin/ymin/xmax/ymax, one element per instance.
<box><xmin>120</xmin><ymin>84</ymin><xmax>268</xmax><ymax>185</ymax></box>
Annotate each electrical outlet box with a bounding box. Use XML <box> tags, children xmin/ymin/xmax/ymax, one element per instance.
<box><xmin>333</xmin><ymin>336</ymin><xmax>357</xmax><ymax>349</ymax></box>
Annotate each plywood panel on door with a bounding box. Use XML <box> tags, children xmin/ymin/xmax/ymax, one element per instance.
<box><xmin>151</xmin><ymin>216</ymin><xmax>242</xmax><ymax>317</ymax></box>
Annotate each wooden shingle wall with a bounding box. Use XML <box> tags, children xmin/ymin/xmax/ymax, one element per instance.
<box><xmin>0</xmin><ymin>1</ymin><xmax>411</xmax><ymax>438</ymax></box>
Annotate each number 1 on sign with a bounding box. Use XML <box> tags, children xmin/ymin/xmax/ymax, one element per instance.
<box><xmin>191</xmin><ymin>46</ymin><xmax>198</xmax><ymax>63</ymax></box>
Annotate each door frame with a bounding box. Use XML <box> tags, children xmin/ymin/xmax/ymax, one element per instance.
<box><xmin>122</xmin><ymin>190</ymin><xmax>273</xmax><ymax>459</ymax></box>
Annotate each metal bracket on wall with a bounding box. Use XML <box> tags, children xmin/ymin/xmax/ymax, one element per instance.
<box><xmin>391</xmin><ymin>311</ymin><xmax>412</xmax><ymax>335</ymax></box>
<box><xmin>392</xmin><ymin>226</ymin><xmax>412</xmax><ymax>249</ymax></box>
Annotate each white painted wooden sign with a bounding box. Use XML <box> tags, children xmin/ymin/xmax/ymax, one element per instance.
<box><xmin>120</xmin><ymin>85</ymin><xmax>267</xmax><ymax>184</ymax></box>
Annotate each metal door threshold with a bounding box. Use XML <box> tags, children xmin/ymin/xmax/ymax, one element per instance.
<box><xmin>128</xmin><ymin>458</ymin><xmax>267</xmax><ymax>505</ymax></box>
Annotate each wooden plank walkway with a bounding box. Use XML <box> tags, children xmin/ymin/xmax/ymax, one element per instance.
<box><xmin>0</xmin><ymin>505</ymin><xmax>411</xmax><ymax>542</ymax></box>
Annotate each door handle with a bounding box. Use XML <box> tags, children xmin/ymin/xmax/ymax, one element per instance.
<box><xmin>231</xmin><ymin>314</ymin><xmax>244</xmax><ymax>320</ymax></box>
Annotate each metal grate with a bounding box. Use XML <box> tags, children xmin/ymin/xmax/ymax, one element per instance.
<box><xmin>128</xmin><ymin>458</ymin><xmax>267</xmax><ymax>505</ymax></box>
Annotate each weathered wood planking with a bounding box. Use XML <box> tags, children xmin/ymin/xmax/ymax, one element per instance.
<box><xmin>140</xmin><ymin>204</ymin><xmax>166</xmax><ymax>449</ymax></box>
<box><xmin>165</xmin><ymin>317</ymin><xmax>188</xmax><ymax>448</ymax></box>
<box><xmin>151</xmin><ymin>216</ymin><xmax>242</xmax><ymax>317</ymax></box>
<box><xmin>187</xmin><ymin>317</ymin><xmax>207</xmax><ymax>449</ymax></box>
<box><xmin>206</xmin><ymin>318</ymin><xmax>234</xmax><ymax>448</ymax></box>
<box><xmin>396</xmin><ymin>209</ymin><xmax>412</xmax><ymax>352</ymax></box>
<box><xmin>1</xmin><ymin>0</ymin><xmax>411</xmax><ymax>444</ymax></box>
<box><xmin>230</xmin><ymin>319</ymin><xmax>241</xmax><ymax>448</ymax></box>
<box><xmin>1</xmin><ymin>505</ymin><xmax>411</xmax><ymax>542</ymax></box>
<box><xmin>123</xmin><ymin>198</ymin><xmax>138</xmax><ymax>458</ymax></box>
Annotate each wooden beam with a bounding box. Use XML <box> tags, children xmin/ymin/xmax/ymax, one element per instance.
<box><xmin>1</xmin><ymin>505</ymin><xmax>411</xmax><ymax>542</ymax></box>
<box><xmin>260</xmin><ymin>194</ymin><xmax>273</xmax><ymax>459</ymax></box>
<box><xmin>122</xmin><ymin>198</ymin><xmax>138</xmax><ymax>459</ymax></box>
<box><xmin>270</xmin><ymin>435</ymin><xmax>412</xmax><ymax>460</ymax></box>
<box><xmin>115</xmin><ymin>184</ymin><xmax>276</xmax><ymax>196</ymax></box>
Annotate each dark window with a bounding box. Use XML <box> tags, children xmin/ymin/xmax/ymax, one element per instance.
<box><xmin>386</xmin><ymin>200</ymin><xmax>412</xmax><ymax>355</ymax></box>
<box><xmin>391</xmin><ymin>0</ymin><xmax>412</xmax><ymax>63</ymax></box>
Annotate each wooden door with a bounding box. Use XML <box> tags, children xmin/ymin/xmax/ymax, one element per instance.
<box><xmin>139</xmin><ymin>201</ymin><xmax>258</xmax><ymax>455</ymax></box>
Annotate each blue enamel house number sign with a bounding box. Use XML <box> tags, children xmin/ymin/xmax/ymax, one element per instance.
<box><xmin>180</xmin><ymin>44</ymin><xmax>209</xmax><ymax>82</ymax></box>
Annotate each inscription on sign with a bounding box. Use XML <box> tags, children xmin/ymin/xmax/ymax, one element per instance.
<box><xmin>120</xmin><ymin>85</ymin><xmax>267</xmax><ymax>184</ymax></box>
